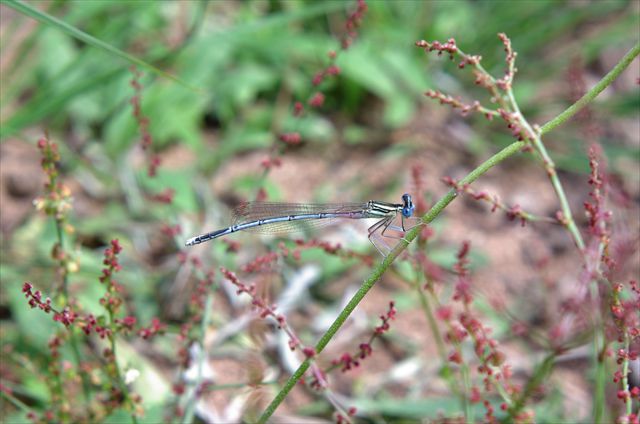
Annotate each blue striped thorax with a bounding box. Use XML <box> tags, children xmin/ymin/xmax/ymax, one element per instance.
<box><xmin>401</xmin><ymin>193</ymin><xmax>415</xmax><ymax>218</ymax></box>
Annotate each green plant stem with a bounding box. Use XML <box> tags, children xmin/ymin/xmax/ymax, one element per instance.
<box><xmin>464</xmin><ymin>41</ymin><xmax>586</xmax><ymax>251</ymax></box>
<box><xmin>540</xmin><ymin>41</ymin><xmax>640</xmax><ymax>135</ymax></box>
<box><xmin>505</xmin><ymin>353</ymin><xmax>555</xmax><ymax>422</ymax></box>
<box><xmin>52</xmin><ymin>211</ymin><xmax>93</xmax><ymax>409</ymax></box>
<box><xmin>593</xmin><ymin>331</ymin><xmax>607</xmax><ymax>422</ymax></box>
<box><xmin>621</xmin><ymin>333</ymin><xmax>632</xmax><ymax>417</ymax></box>
<box><xmin>460</xmin><ymin>358</ymin><xmax>473</xmax><ymax>424</ymax></box>
<box><xmin>591</xmin><ymin>230</ymin><xmax>612</xmax><ymax>421</ymax></box>
<box><xmin>412</xmin><ymin>274</ymin><xmax>466</xmax><ymax>412</ymax></box>
<box><xmin>68</xmin><ymin>329</ymin><xmax>92</xmax><ymax>409</ymax></box>
<box><xmin>414</xmin><ymin>282</ymin><xmax>448</xmax><ymax>373</ymax></box>
<box><xmin>182</xmin><ymin>293</ymin><xmax>214</xmax><ymax>424</ymax></box>
<box><xmin>50</xmin><ymin>355</ymin><xmax>70</xmax><ymax>422</ymax></box>
<box><xmin>54</xmin><ymin>219</ymin><xmax>68</xmax><ymax>297</ymax></box>
<box><xmin>106</xmin><ymin>309</ymin><xmax>138</xmax><ymax>424</ymax></box>
<box><xmin>257</xmin><ymin>140</ymin><xmax>526</xmax><ymax>424</ymax></box>
<box><xmin>535</xmin><ymin>140</ymin><xmax>585</xmax><ymax>250</ymax></box>
<box><xmin>590</xmin><ymin>264</ymin><xmax>607</xmax><ymax>422</ymax></box>
<box><xmin>468</xmin><ymin>41</ymin><xmax>584</xmax><ymax>250</ymax></box>
<box><xmin>203</xmin><ymin>380</ymin><xmax>279</xmax><ymax>392</ymax></box>
<box><xmin>507</xmin><ymin>90</ymin><xmax>586</xmax><ymax>251</ymax></box>
<box><xmin>0</xmin><ymin>387</ymin><xmax>32</xmax><ymax>413</ymax></box>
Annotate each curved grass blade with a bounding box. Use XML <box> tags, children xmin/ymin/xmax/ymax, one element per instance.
<box><xmin>3</xmin><ymin>0</ymin><xmax>200</xmax><ymax>92</ymax></box>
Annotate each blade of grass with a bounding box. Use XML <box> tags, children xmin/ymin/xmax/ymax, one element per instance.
<box><xmin>3</xmin><ymin>0</ymin><xmax>199</xmax><ymax>92</ymax></box>
<box><xmin>0</xmin><ymin>66</ymin><xmax>123</xmax><ymax>139</ymax></box>
<box><xmin>1</xmin><ymin>1</ymin><xmax>210</xmax><ymax>139</ymax></box>
<box><xmin>201</xmin><ymin>1</ymin><xmax>348</xmax><ymax>42</ymax></box>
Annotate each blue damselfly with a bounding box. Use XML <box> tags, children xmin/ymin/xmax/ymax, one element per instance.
<box><xmin>185</xmin><ymin>194</ymin><xmax>417</xmax><ymax>254</ymax></box>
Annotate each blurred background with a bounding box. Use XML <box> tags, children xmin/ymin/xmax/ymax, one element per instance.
<box><xmin>1</xmin><ymin>1</ymin><xmax>639</xmax><ymax>422</ymax></box>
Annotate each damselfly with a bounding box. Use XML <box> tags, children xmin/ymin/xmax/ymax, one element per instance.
<box><xmin>185</xmin><ymin>194</ymin><xmax>418</xmax><ymax>255</ymax></box>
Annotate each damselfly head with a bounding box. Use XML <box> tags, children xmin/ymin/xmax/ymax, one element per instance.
<box><xmin>401</xmin><ymin>193</ymin><xmax>415</xmax><ymax>218</ymax></box>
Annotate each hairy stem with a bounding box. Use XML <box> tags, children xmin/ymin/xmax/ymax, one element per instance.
<box><xmin>507</xmin><ymin>89</ymin><xmax>586</xmax><ymax>250</ymax></box>
<box><xmin>182</xmin><ymin>293</ymin><xmax>214</xmax><ymax>424</ymax></box>
<box><xmin>257</xmin><ymin>141</ymin><xmax>526</xmax><ymax>423</ymax></box>
<box><xmin>413</xmin><ymin>272</ymin><xmax>464</xmax><ymax>411</ymax></box>
<box><xmin>505</xmin><ymin>353</ymin><xmax>555</xmax><ymax>422</ymax></box>
<box><xmin>107</xmin><ymin>309</ymin><xmax>139</xmax><ymax>424</ymax></box>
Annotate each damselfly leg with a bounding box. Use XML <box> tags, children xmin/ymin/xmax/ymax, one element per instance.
<box><xmin>368</xmin><ymin>215</ymin><xmax>395</xmax><ymax>256</ymax></box>
<box><xmin>368</xmin><ymin>213</ymin><xmax>423</xmax><ymax>256</ymax></box>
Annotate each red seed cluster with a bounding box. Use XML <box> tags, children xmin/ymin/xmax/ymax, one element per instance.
<box><xmin>374</xmin><ymin>301</ymin><xmax>397</xmax><ymax>335</ymax></box>
<box><xmin>308</xmin><ymin>92</ymin><xmax>325</xmax><ymax>108</ymax></box>
<box><xmin>584</xmin><ymin>145</ymin><xmax>611</xmax><ymax>238</ymax></box>
<box><xmin>22</xmin><ymin>284</ymin><xmax>77</xmax><ymax>327</ymax></box>
<box><xmin>425</xmin><ymin>90</ymin><xmax>483</xmax><ymax>116</ymax></box>
<box><xmin>150</xmin><ymin>188</ymin><xmax>175</xmax><ymax>204</ymax></box>
<box><xmin>130</xmin><ymin>66</ymin><xmax>160</xmax><ymax>177</ymax></box>
<box><xmin>292</xmin><ymin>239</ymin><xmax>373</xmax><ymax>265</ymax></box>
<box><xmin>415</xmin><ymin>38</ymin><xmax>458</xmax><ymax>59</ymax></box>
<box><xmin>220</xmin><ymin>267</ymin><xmax>304</xmax><ymax>352</ymax></box>
<box><xmin>99</xmin><ymin>239</ymin><xmax>125</xmax><ymax>315</ymax></box>
<box><xmin>332</xmin><ymin>301</ymin><xmax>396</xmax><ymax>373</ymax></box>
<box><xmin>495</xmin><ymin>33</ymin><xmax>516</xmax><ymax>90</ymax></box>
<box><xmin>102</xmin><ymin>239</ymin><xmax>123</xmax><ymax>276</ymax></box>
<box><xmin>260</xmin><ymin>156</ymin><xmax>282</xmax><ymax>170</ymax></box>
<box><xmin>34</xmin><ymin>135</ymin><xmax>74</xmax><ymax>228</ymax></box>
<box><xmin>279</xmin><ymin>132</ymin><xmax>302</xmax><ymax>146</ymax></box>
<box><xmin>241</xmin><ymin>252</ymin><xmax>279</xmax><ymax>273</ymax></box>
<box><xmin>416</xmin><ymin>33</ymin><xmax>537</xmax><ymax>152</ymax></box>
<box><xmin>116</xmin><ymin>315</ymin><xmax>137</xmax><ymax>330</ymax></box>
<box><xmin>22</xmin><ymin>282</ymin><xmax>51</xmax><ymax>311</ymax></box>
<box><xmin>276</xmin><ymin>0</ymin><xmax>365</xmax><ymax>155</ymax></box>
<box><xmin>137</xmin><ymin>317</ymin><xmax>166</xmax><ymax>340</ymax></box>
<box><xmin>161</xmin><ymin>224</ymin><xmax>182</xmax><ymax>237</ymax></box>
<box><xmin>341</xmin><ymin>0</ymin><xmax>368</xmax><ymax>50</ymax></box>
<box><xmin>498</xmin><ymin>108</ymin><xmax>531</xmax><ymax>142</ymax></box>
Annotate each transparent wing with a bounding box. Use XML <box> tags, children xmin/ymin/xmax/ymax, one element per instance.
<box><xmin>230</xmin><ymin>202</ymin><xmax>370</xmax><ymax>235</ymax></box>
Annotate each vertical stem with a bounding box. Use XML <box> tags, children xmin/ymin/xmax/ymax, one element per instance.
<box><xmin>507</xmin><ymin>90</ymin><xmax>585</xmax><ymax>251</ymax></box>
<box><xmin>51</xmin><ymin>189</ymin><xmax>93</xmax><ymax>410</ymax></box>
<box><xmin>182</xmin><ymin>293</ymin><xmax>214</xmax><ymax>424</ymax></box>
<box><xmin>54</xmin><ymin>218</ymin><xmax>69</xmax><ymax>296</ymax></box>
<box><xmin>412</xmin><ymin>273</ymin><xmax>465</xmax><ymax>410</ymax></box>
<box><xmin>505</xmin><ymin>354</ymin><xmax>555</xmax><ymax>421</ymax></box>
<box><xmin>107</xmin><ymin>309</ymin><xmax>139</xmax><ymax>424</ymax></box>
<box><xmin>415</xmin><ymin>281</ymin><xmax>448</xmax><ymax>368</ymax></box>
<box><xmin>69</xmin><ymin>329</ymin><xmax>92</xmax><ymax>409</ymax></box>
<box><xmin>620</xmin><ymin>333</ymin><xmax>632</xmax><ymax>417</ymax></box>
<box><xmin>592</xmin><ymin>333</ymin><xmax>607</xmax><ymax>423</ymax></box>
<box><xmin>460</xmin><ymin>359</ymin><xmax>473</xmax><ymax>424</ymax></box>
